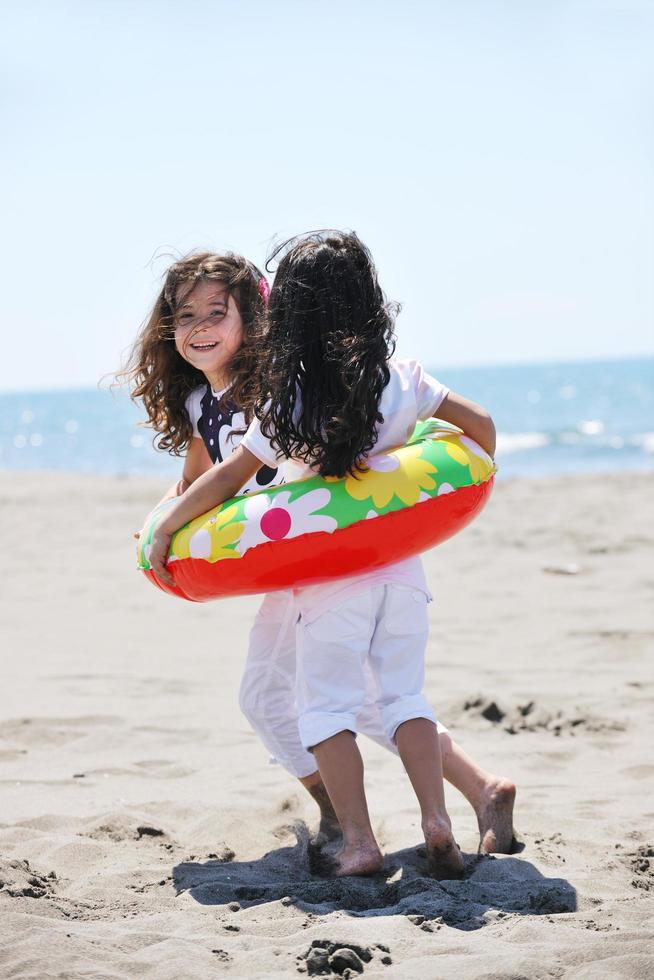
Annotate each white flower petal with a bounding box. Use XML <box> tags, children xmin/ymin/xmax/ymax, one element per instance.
<box><xmin>289</xmin><ymin>487</ymin><xmax>332</xmax><ymax>517</ymax></box>
<box><xmin>244</xmin><ymin>494</ymin><xmax>271</xmax><ymax>520</ymax></box>
<box><xmin>189</xmin><ymin>529</ymin><xmax>211</xmax><ymax>558</ymax></box>
<box><xmin>459</xmin><ymin>435</ymin><xmax>487</xmax><ymax>460</ymax></box>
<box><xmin>437</xmin><ymin>482</ymin><xmax>454</xmax><ymax>495</ymax></box>
<box><xmin>302</xmin><ymin>515</ymin><xmax>337</xmax><ymax>534</ymax></box>
<box><xmin>367</xmin><ymin>454</ymin><xmax>400</xmax><ymax>472</ymax></box>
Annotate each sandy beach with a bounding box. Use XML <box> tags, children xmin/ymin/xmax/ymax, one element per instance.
<box><xmin>1</xmin><ymin>470</ymin><xmax>653</xmax><ymax>979</ymax></box>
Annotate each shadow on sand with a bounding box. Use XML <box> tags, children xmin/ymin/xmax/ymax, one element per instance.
<box><xmin>173</xmin><ymin>821</ymin><xmax>576</xmax><ymax>930</ymax></box>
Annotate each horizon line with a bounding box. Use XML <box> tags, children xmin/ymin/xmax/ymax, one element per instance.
<box><xmin>1</xmin><ymin>351</ymin><xmax>652</xmax><ymax>397</ymax></box>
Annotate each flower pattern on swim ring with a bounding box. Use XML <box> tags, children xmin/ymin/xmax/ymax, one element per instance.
<box><xmin>168</xmin><ymin>503</ymin><xmax>243</xmax><ymax>562</ymax></box>
<box><xmin>236</xmin><ymin>488</ymin><xmax>337</xmax><ymax>556</ymax></box>
<box><xmin>438</xmin><ymin>435</ymin><xmax>491</xmax><ymax>484</ymax></box>
<box><xmin>343</xmin><ymin>445</ymin><xmax>438</xmax><ymax>508</ymax></box>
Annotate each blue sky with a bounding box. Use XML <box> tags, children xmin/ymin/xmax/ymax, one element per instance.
<box><xmin>2</xmin><ymin>0</ymin><xmax>652</xmax><ymax>390</ymax></box>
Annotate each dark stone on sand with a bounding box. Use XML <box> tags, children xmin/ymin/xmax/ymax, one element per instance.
<box><xmin>208</xmin><ymin>846</ymin><xmax>235</xmax><ymax>861</ymax></box>
<box><xmin>136</xmin><ymin>825</ymin><xmax>165</xmax><ymax>838</ymax></box>
<box><xmin>300</xmin><ymin>942</ymin><xmax>375</xmax><ymax>975</ymax></box>
<box><xmin>480</xmin><ymin>701</ymin><xmax>505</xmax><ymax>723</ymax></box>
<box><xmin>309</xmin><ymin>941</ymin><xmax>372</xmax><ymax>963</ymax></box>
<box><xmin>329</xmin><ymin>948</ymin><xmax>364</xmax><ymax>975</ymax></box>
<box><xmin>305</xmin><ymin>948</ymin><xmax>331</xmax><ymax>975</ymax></box>
<box><xmin>381</xmin><ymin>955</ymin><xmax>392</xmax><ymax>965</ymax></box>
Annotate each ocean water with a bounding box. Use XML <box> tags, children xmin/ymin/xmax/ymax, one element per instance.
<box><xmin>0</xmin><ymin>357</ymin><xmax>652</xmax><ymax>479</ymax></box>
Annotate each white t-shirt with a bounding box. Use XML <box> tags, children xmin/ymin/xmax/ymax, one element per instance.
<box><xmin>240</xmin><ymin>359</ymin><xmax>450</xmax><ymax>616</ymax></box>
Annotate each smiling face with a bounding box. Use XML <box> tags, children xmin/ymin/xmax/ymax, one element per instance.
<box><xmin>174</xmin><ymin>278</ymin><xmax>244</xmax><ymax>391</ymax></box>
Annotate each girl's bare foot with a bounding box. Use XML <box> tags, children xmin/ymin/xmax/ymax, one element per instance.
<box><xmin>477</xmin><ymin>777</ymin><xmax>516</xmax><ymax>854</ymax></box>
<box><xmin>313</xmin><ymin>839</ymin><xmax>384</xmax><ymax>878</ymax></box>
<box><xmin>423</xmin><ymin>818</ymin><xmax>465</xmax><ymax>879</ymax></box>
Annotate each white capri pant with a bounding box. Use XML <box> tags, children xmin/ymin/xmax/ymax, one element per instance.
<box><xmin>239</xmin><ymin>588</ymin><xmax>446</xmax><ymax>778</ymax></box>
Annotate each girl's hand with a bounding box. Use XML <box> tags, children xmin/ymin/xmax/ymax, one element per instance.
<box><xmin>148</xmin><ymin>525</ymin><xmax>175</xmax><ymax>588</ymax></box>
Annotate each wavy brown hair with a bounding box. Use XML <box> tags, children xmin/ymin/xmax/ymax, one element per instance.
<box><xmin>255</xmin><ymin>231</ymin><xmax>398</xmax><ymax>477</ymax></box>
<box><xmin>118</xmin><ymin>252</ymin><xmax>267</xmax><ymax>455</ymax></box>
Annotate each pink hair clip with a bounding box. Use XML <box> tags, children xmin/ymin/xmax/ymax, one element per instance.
<box><xmin>258</xmin><ymin>277</ymin><xmax>270</xmax><ymax>304</ymax></box>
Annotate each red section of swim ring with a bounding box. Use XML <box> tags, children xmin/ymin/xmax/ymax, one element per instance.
<box><xmin>143</xmin><ymin>477</ymin><xmax>494</xmax><ymax>602</ymax></box>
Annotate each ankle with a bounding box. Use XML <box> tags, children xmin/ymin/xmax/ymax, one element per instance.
<box><xmin>421</xmin><ymin>812</ymin><xmax>452</xmax><ymax>835</ymax></box>
<box><xmin>341</xmin><ymin>828</ymin><xmax>379</xmax><ymax>851</ymax></box>
<box><xmin>301</xmin><ymin>775</ymin><xmax>338</xmax><ymax>823</ymax></box>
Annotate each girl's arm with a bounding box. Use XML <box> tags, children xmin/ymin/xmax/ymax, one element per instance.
<box><xmin>436</xmin><ymin>391</ymin><xmax>496</xmax><ymax>458</ymax></box>
<box><xmin>154</xmin><ymin>437</ymin><xmax>214</xmax><ymax>507</ymax></box>
<box><xmin>148</xmin><ymin>445</ymin><xmax>261</xmax><ymax>586</ymax></box>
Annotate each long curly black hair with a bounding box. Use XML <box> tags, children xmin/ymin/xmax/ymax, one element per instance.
<box><xmin>254</xmin><ymin>231</ymin><xmax>398</xmax><ymax>477</ymax></box>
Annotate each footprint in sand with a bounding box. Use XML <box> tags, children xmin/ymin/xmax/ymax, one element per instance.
<box><xmin>532</xmin><ymin>832</ymin><xmax>567</xmax><ymax>866</ymax></box>
<box><xmin>81</xmin><ymin>759</ymin><xmax>195</xmax><ymax>780</ymax></box>
<box><xmin>458</xmin><ymin>696</ymin><xmax>625</xmax><ymax>737</ymax></box>
<box><xmin>84</xmin><ymin>819</ymin><xmax>170</xmax><ymax>844</ymax></box>
<box><xmin>0</xmin><ymin>716</ymin><xmax>122</xmax><ymax>749</ymax></box>
<box><xmin>0</xmin><ymin>858</ymin><xmax>57</xmax><ymax>899</ymax></box>
<box><xmin>621</xmin><ymin>764</ymin><xmax>654</xmax><ymax>780</ymax></box>
<box><xmin>623</xmin><ymin>845</ymin><xmax>654</xmax><ymax>891</ymax></box>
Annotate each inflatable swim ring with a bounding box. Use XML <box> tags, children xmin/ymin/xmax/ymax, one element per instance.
<box><xmin>137</xmin><ymin>419</ymin><xmax>495</xmax><ymax>601</ymax></box>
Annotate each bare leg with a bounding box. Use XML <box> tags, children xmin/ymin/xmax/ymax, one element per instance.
<box><xmin>395</xmin><ymin>719</ymin><xmax>464</xmax><ymax>879</ymax></box>
<box><xmin>439</xmin><ymin>733</ymin><xmax>516</xmax><ymax>854</ymax></box>
<box><xmin>298</xmin><ymin>770</ymin><xmax>341</xmax><ymax>842</ymax></box>
<box><xmin>311</xmin><ymin>731</ymin><xmax>383</xmax><ymax>877</ymax></box>
<box><xmin>297</xmin><ymin>733</ymin><xmax>516</xmax><ymax>855</ymax></box>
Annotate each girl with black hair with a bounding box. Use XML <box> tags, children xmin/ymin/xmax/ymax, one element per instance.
<box><xmin>148</xmin><ymin>231</ymin><xmax>507</xmax><ymax>878</ymax></box>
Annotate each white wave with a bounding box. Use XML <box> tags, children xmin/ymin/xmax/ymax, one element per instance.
<box><xmin>578</xmin><ymin>419</ymin><xmax>605</xmax><ymax>436</ymax></box>
<box><xmin>631</xmin><ymin>432</ymin><xmax>654</xmax><ymax>454</ymax></box>
<box><xmin>496</xmin><ymin>432</ymin><xmax>550</xmax><ymax>455</ymax></box>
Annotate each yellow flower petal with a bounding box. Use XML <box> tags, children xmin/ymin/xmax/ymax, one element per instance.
<box><xmin>442</xmin><ymin>438</ymin><xmax>491</xmax><ymax>483</ymax></box>
<box><xmin>344</xmin><ymin>446</ymin><xmax>437</xmax><ymax>508</ymax></box>
<box><xmin>171</xmin><ymin>504</ymin><xmax>244</xmax><ymax>562</ymax></box>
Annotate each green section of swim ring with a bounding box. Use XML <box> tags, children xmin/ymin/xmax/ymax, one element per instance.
<box><xmin>136</xmin><ymin>419</ymin><xmax>496</xmax><ymax>571</ymax></box>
